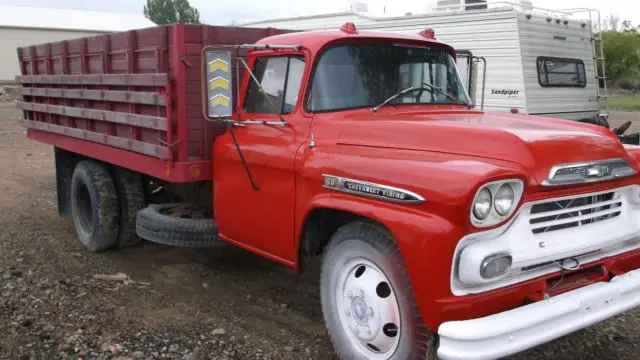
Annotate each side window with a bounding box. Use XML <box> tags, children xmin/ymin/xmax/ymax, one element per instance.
<box><xmin>283</xmin><ymin>57</ymin><xmax>305</xmax><ymax>114</ymax></box>
<box><xmin>243</xmin><ymin>56</ymin><xmax>305</xmax><ymax>115</ymax></box>
<box><xmin>537</xmin><ymin>57</ymin><xmax>587</xmax><ymax>88</ymax></box>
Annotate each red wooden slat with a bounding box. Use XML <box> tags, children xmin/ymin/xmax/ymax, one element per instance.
<box><xmin>16</xmin><ymin>74</ymin><xmax>169</xmax><ymax>86</ymax></box>
<box><xmin>20</xmin><ymin>119</ymin><xmax>169</xmax><ymax>159</ymax></box>
<box><xmin>17</xmin><ymin>102</ymin><xmax>167</xmax><ymax>131</ymax></box>
<box><xmin>17</xmin><ymin>87</ymin><xmax>167</xmax><ymax>106</ymax></box>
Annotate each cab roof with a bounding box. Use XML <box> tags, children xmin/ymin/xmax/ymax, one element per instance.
<box><xmin>255</xmin><ymin>29</ymin><xmax>456</xmax><ymax>57</ymax></box>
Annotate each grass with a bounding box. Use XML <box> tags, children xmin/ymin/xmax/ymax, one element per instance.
<box><xmin>605</xmin><ymin>95</ymin><xmax>640</xmax><ymax>111</ymax></box>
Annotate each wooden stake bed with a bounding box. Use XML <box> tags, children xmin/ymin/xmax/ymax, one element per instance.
<box><xmin>15</xmin><ymin>23</ymin><xmax>291</xmax><ymax>183</ymax></box>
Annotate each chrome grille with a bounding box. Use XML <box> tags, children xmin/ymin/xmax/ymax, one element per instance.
<box><xmin>529</xmin><ymin>192</ymin><xmax>622</xmax><ymax>234</ymax></box>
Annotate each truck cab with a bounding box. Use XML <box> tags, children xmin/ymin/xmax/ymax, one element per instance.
<box><xmin>204</xmin><ymin>24</ymin><xmax>640</xmax><ymax>360</ymax></box>
<box><xmin>15</xmin><ymin>23</ymin><xmax>640</xmax><ymax>360</ymax></box>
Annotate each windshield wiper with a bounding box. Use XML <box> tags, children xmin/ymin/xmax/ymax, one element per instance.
<box><xmin>421</xmin><ymin>81</ymin><xmax>473</xmax><ymax>109</ymax></box>
<box><xmin>371</xmin><ymin>86</ymin><xmax>424</xmax><ymax>112</ymax></box>
<box><xmin>371</xmin><ymin>83</ymin><xmax>473</xmax><ymax>112</ymax></box>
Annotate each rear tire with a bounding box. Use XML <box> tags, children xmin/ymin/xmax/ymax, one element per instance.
<box><xmin>114</xmin><ymin>168</ymin><xmax>146</xmax><ymax>248</ymax></box>
<box><xmin>70</xmin><ymin>160</ymin><xmax>120</xmax><ymax>252</ymax></box>
<box><xmin>320</xmin><ymin>221</ymin><xmax>438</xmax><ymax>360</ymax></box>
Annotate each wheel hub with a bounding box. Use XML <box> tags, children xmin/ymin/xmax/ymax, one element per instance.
<box><xmin>336</xmin><ymin>258</ymin><xmax>401</xmax><ymax>359</ymax></box>
<box><xmin>351</xmin><ymin>295</ymin><xmax>370</xmax><ymax>325</ymax></box>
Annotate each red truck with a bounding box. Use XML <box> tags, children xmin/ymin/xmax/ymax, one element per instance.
<box><xmin>15</xmin><ymin>23</ymin><xmax>640</xmax><ymax>360</ymax></box>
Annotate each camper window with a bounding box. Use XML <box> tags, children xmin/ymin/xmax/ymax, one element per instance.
<box><xmin>537</xmin><ymin>57</ymin><xmax>586</xmax><ymax>88</ymax></box>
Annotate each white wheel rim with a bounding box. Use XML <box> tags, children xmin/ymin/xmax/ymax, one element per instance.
<box><xmin>336</xmin><ymin>257</ymin><xmax>401</xmax><ymax>359</ymax></box>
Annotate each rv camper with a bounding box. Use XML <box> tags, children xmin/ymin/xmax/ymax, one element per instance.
<box><xmin>243</xmin><ymin>1</ymin><xmax>609</xmax><ymax>124</ymax></box>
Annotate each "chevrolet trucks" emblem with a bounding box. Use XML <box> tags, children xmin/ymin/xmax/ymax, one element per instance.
<box><xmin>322</xmin><ymin>175</ymin><xmax>425</xmax><ymax>204</ymax></box>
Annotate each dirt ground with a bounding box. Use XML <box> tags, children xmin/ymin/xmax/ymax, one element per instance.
<box><xmin>1</xmin><ymin>103</ymin><xmax>639</xmax><ymax>360</ymax></box>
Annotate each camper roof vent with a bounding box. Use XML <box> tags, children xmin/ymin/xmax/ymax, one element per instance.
<box><xmin>340</xmin><ymin>22</ymin><xmax>358</xmax><ymax>34</ymax></box>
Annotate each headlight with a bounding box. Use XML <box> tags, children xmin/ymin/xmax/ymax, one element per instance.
<box><xmin>472</xmin><ymin>188</ymin><xmax>492</xmax><ymax>220</ymax></box>
<box><xmin>494</xmin><ymin>184</ymin><xmax>515</xmax><ymax>216</ymax></box>
<box><xmin>470</xmin><ymin>179</ymin><xmax>524</xmax><ymax>227</ymax></box>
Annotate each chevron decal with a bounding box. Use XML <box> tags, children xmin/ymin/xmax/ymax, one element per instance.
<box><xmin>205</xmin><ymin>51</ymin><xmax>233</xmax><ymax>118</ymax></box>
<box><xmin>208</xmin><ymin>58</ymin><xmax>229</xmax><ymax>73</ymax></box>
<box><xmin>209</xmin><ymin>94</ymin><xmax>230</xmax><ymax>108</ymax></box>
<box><xmin>209</xmin><ymin>76</ymin><xmax>230</xmax><ymax>90</ymax></box>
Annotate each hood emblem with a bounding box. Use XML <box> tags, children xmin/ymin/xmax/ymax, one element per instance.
<box><xmin>542</xmin><ymin>158</ymin><xmax>637</xmax><ymax>186</ymax></box>
<box><xmin>323</xmin><ymin>175</ymin><xmax>425</xmax><ymax>204</ymax></box>
<box><xmin>587</xmin><ymin>165</ymin><xmax>610</xmax><ymax>177</ymax></box>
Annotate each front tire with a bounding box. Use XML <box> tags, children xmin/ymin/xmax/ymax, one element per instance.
<box><xmin>320</xmin><ymin>221</ymin><xmax>438</xmax><ymax>360</ymax></box>
<box><xmin>70</xmin><ymin>160</ymin><xmax>120</xmax><ymax>252</ymax></box>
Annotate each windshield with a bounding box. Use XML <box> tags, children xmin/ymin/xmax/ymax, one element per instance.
<box><xmin>307</xmin><ymin>42</ymin><xmax>471</xmax><ymax>112</ymax></box>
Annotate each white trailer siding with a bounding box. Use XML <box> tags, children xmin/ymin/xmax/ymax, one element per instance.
<box><xmin>245</xmin><ymin>10</ymin><xmax>526</xmax><ymax>114</ymax></box>
<box><xmin>245</xmin><ymin>7</ymin><xmax>602</xmax><ymax>121</ymax></box>
<box><xmin>516</xmin><ymin>12</ymin><xmax>598</xmax><ymax>120</ymax></box>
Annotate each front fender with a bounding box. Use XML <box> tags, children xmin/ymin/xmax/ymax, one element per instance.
<box><xmin>300</xmin><ymin>192</ymin><xmax>464</xmax><ymax>330</ymax></box>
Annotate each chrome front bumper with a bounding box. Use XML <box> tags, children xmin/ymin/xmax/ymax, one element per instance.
<box><xmin>437</xmin><ymin>268</ymin><xmax>640</xmax><ymax>360</ymax></box>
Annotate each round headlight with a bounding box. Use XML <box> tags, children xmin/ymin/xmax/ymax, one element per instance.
<box><xmin>473</xmin><ymin>188</ymin><xmax>492</xmax><ymax>220</ymax></box>
<box><xmin>494</xmin><ymin>184</ymin><xmax>515</xmax><ymax>216</ymax></box>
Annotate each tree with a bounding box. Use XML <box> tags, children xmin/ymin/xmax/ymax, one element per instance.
<box><xmin>144</xmin><ymin>0</ymin><xmax>200</xmax><ymax>25</ymax></box>
<box><xmin>602</xmin><ymin>13</ymin><xmax>621</xmax><ymax>31</ymax></box>
<box><xmin>598</xmin><ymin>28</ymin><xmax>640</xmax><ymax>84</ymax></box>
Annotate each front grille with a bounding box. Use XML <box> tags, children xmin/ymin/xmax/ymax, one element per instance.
<box><xmin>529</xmin><ymin>192</ymin><xmax>622</xmax><ymax>234</ymax></box>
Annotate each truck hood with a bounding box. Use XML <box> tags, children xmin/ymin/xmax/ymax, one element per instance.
<box><xmin>337</xmin><ymin>110</ymin><xmax>637</xmax><ymax>185</ymax></box>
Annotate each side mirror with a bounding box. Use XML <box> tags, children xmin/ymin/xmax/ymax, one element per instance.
<box><xmin>203</xmin><ymin>50</ymin><xmax>233</xmax><ymax>119</ymax></box>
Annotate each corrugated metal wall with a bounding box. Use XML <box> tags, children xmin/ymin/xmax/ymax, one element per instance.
<box><xmin>0</xmin><ymin>27</ymin><xmax>104</xmax><ymax>83</ymax></box>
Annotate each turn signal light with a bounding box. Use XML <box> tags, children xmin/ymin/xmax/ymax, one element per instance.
<box><xmin>481</xmin><ymin>253</ymin><xmax>513</xmax><ymax>279</ymax></box>
<box><xmin>419</xmin><ymin>28</ymin><xmax>436</xmax><ymax>40</ymax></box>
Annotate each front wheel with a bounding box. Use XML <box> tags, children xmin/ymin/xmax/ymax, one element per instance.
<box><xmin>320</xmin><ymin>221</ymin><xmax>438</xmax><ymax>360</ymax></box>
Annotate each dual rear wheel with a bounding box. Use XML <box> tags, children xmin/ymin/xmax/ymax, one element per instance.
<box><xmin>70</xmin><ymin>160</ymin><xmax>121</xmax><ymax>252</ymax></box>
<box><xmin>69</xmin><ymin>160</ymin><xmax>216</xmax><ymax>252</ymax></box>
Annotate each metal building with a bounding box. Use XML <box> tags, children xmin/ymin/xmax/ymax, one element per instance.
<box><xmin>0</xmin><ymin>5</ymin><xmax>155</xmax><ymax>83</ymax></box>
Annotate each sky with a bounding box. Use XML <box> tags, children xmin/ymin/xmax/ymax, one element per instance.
<box><xmin>0</xmin><ymin>0</ymin><xmax>638</xmax><ymax>27</ymax></box>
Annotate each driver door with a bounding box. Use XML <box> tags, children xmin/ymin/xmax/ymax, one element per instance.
<box><xmin>213</xmin><ymin>54</ymin><xmax>311</xmax><ymax>264</ymax></box>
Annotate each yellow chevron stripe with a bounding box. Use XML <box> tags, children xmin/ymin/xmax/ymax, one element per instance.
<box><xmin>210</xmin><ymin>95</ymin><xmax>230</xmax><ymax>108</ymax></box>
<box><xmin>209</xmin><ymin>59</ymin><xmax>229</xmax><ymax>73</ymax></box>
<box><xmin>209</xmin><ymin>77</ymin><xmax>229</xmax><ymax>90</ymax></box>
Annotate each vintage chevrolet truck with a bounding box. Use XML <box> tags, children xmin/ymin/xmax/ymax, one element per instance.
<box><xmin>14</xmin><ymin>23</ymin><xmax>640</xmax><ymax>360</ymax></box>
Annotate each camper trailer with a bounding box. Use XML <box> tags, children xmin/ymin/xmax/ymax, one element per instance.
<box><xmin>243</xmin><ymin>1</ymin><xmax>609</xmax><ymax>123</ymax></box>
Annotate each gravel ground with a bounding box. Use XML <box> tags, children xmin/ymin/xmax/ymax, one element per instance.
<box><xmin>0</xmin><ymin>102</ymin><xmax>639</xmax><ymax>360</ymax></box>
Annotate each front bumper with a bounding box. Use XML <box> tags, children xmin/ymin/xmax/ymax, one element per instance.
<box><xmin>437</xmin><ymin>267</ymin><xmax>640</xmax><ymax>360</ymax></box>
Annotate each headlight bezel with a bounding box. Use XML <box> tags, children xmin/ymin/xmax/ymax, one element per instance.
<box><xmin>470</xmin><ymin>179</ymin><xmax>524</xmax><ymax>228</ymax></box>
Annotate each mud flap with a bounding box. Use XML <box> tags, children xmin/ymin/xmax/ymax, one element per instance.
<box><xmin>54</xmin><ymin>147</ymin><xmax>75</xmax><ymax>219</ymax></box>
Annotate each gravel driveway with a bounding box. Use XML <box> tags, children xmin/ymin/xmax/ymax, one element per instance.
<box><xmin>1</xmin><ymin>103</ymin><xmax>639</xmax><ymax>360</ymax></box>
